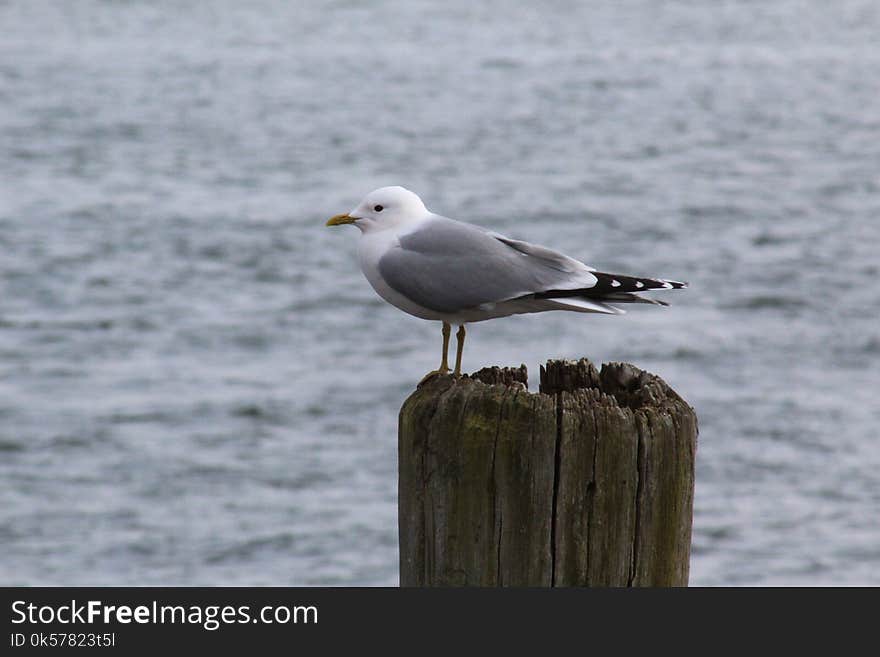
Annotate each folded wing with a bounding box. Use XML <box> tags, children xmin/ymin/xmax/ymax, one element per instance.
<box><xmin>377</xmin><ymin>216</ymin><xmax>599</xmax><ymax>314</ymax></box>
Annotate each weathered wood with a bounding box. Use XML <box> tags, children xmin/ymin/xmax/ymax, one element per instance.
<box><xmin>399</xmin><ymin>358</ymin><xmax>697</xmax><ymax>587</ymax></box>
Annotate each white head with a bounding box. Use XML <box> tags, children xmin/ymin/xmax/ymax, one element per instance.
<box><xmin>326</xmin><ymin>186</ymin><xmax>429</xmax><ymax>233</ymax></box>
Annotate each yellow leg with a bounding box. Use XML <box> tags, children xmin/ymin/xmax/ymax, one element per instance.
<box><xmin>439</xmin><ymin>322</ymin><xmax>451</xmax><ymax>374</ymax></box>
<box><xmin>453</xmin><ymin>325</ymin><xmax>466</xmax><ymax>377</ymax></box>
<box><xmin>418</xmin><ymin>322</ymin><xmax>451</xmax><ymax>386</ymax></box>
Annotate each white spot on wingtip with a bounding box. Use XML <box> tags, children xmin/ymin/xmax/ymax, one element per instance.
<box><xmin>635</xmin><ymin>281</ymin><xmax>644</xmax><ymax>288</ymax></box>
<box><xmin>611</xmin><ymin>280</ymin><xmax>621</xmax><ymax>287</ymax></box>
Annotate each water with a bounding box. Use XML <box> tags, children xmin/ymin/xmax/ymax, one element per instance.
<box><xmin>2</xmin><ymin>1</ymin><xmax>879</xmax><ymax>585</ymax></box>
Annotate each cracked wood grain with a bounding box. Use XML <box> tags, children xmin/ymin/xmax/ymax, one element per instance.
<box><xmin>398</xmin><ymin>359</ymin><xmax>697</xmax><ymax>587</ymax></box>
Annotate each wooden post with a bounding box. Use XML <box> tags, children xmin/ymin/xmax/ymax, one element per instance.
<box><xmin>398</xmin><ymin>358</ymin><xmax>697</xmax><ymax>587</ymax></box>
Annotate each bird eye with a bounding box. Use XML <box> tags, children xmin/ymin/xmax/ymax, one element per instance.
<box><xmin>373</xmin><ymin>205</ymin><xmax>384</xmax><ymax>212</ymax></box>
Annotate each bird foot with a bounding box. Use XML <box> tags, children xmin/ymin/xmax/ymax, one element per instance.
<box><xmin>418</xmin><ymin>367</ymin><xmax>453</xmax><ymax>387</ymax></box>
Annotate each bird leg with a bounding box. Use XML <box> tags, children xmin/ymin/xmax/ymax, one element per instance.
<box><xmin>418</xmin><ymin>322</ymin><xmax>451</xmax><ymax>386</ymax></box>
<box><xmin>439</xmin><ymin>322</ymin><xmax>451</xmax><ymax>374</ymax></box>
<box><xmin>453</xmin><ymin>324</ymin><xmax>466</xmax><ymax>376</ymax></box>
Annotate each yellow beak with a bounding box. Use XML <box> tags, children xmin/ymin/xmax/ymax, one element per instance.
<box><xmin>326</xmin><ymin>213</ymin><xmax>357</xmax><ymax>227</ymax></box>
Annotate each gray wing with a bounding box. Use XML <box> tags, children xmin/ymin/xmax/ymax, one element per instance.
<box><xmin>377</xmin><ymin>216</ymin><xmax>598</xmax><ymax>314</ymax></box>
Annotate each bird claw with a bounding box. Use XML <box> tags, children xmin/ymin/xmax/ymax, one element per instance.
<box><xmin>418</xmin><ymin>367</ymin><xmax>452</xmax><ymax>387</ymax></box>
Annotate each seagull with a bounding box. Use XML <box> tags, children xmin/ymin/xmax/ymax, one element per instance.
<box><xmin>326</xmin><ymin>186</ymin><xmax>686</xmax><ymax>380</ymax></box>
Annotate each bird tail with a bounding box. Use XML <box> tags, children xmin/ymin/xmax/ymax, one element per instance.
<box><xmin>535</xmin><ymin>271</ymin><xmax>688</xmax><ymax>308</ymax></box>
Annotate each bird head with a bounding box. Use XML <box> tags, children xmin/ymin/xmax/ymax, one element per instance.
<box><xmin>326</xmin><ymin>186</ymin><xmax>429</xmax><ymax>233</ymax></box>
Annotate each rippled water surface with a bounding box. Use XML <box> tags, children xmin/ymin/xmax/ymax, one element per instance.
<box><xmin>2</xmin><ymin>1</ymin><xmax>879</xmax><ymax>585</ymax></box>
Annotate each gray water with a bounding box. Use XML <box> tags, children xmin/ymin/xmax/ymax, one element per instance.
<box><xmin>2</xmin><ymin>1</ymin><xmax>879</xmax><ymax>586</ymax></box>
